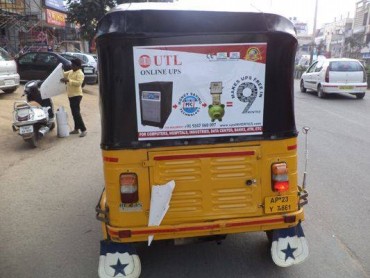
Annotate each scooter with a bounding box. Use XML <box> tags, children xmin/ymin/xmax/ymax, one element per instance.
<box><xmin>12</xmin><ymin>80</ymin><xmax>55</xmax><ymax>147</ymax></box>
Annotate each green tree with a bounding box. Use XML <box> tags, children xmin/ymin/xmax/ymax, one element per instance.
<box><xmin>66</xmin><ymin>0</ymin><xmax>174</xmax><ymax>43</ymax></box>
<box><xmin>344</xmin><ymin>33</ymin><xmax>365</xmax><ymax>59</ymax></box>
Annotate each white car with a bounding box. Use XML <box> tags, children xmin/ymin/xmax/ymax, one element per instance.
<box><xmin>300</xmin><ymin>58</ymin><xmax>367</xmax><ymax>99</ymax></box>
<box><xmin>0</xmin><ymin>47</ymin><xmax>20</xmax><ymax>94</ymax></box>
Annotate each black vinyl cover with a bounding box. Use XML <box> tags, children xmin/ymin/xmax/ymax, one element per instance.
<box><xmin>96</xmin><ymin>4</ymin><xmax>298</xmax><ymax>150</ymax></box>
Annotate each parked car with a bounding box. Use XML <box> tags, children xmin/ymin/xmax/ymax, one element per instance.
<box><xmin>0</xmin><ymin>47</ymin><xmax>20</xmax><ymax>93</ymax></box>
<box><xmin>300</xmin><ymin>58</ymin><xmax>367</xmax><ymax>99</ymax></box>
<box><xmin>64</xmin><ymin>52</ymin><xmax>98</xmax><ymax>81</ymax></box>
<box><xmin>59</xmin><ymin>53</ymin><xmax>98</xmax><ymax>85</ymax></box>
<box><xmin>91</xmin><ymin>54</ymin><xmax>98</xmax><ymax>62</ymax></box>
<box><xmin>16</xmin><ymin>52</ymin><xmax>72</xmax><ymax>82</ymax></box>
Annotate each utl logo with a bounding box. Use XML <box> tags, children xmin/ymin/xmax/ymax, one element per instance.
<box><xmin>139</xmin><ymin>55</ymin><xmax>151</xmax><ymax>68</ymax></box>
<box><xmin>139</xmin><ymin>55</ymin><xmax>182</xmax><ymax>68</ymax></box>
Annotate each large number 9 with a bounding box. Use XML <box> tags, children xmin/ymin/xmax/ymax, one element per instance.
<box><xmin>236</xmin><ymin>82</ymin><xmax>258</xmax><ymax>113</ymax></box>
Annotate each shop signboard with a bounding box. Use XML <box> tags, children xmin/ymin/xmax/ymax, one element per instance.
<box><xmin>133</xmin><ymin>43</ymin><xmax>266</xmax><ymax>141</ymax></box>
<box><xmin>1</xmin><ymin>0</ymin><xmax>24</xmax><ymax>14</ymax></box>
<box><xmin>45</xmin><ymin>8</ymin><xmax>66</xmax><ymax>27</ymax></box>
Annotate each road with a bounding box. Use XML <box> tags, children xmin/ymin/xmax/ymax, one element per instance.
<box><xmin>0</xmin><ymin>81</ymin><xmax>369</xmax><ymax>278</ymax></box>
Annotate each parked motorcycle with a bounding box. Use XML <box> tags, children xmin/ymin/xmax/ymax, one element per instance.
<box><xmin>12</xmin><ymin>80</ymin><xmax>55</xmax><ymax>147</ymax></box>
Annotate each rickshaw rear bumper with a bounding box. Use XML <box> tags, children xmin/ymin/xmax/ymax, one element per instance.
<box><xmin>104</xmin><ymin>209</ymin><xmax>305</xmax><ymax>243</ymax></box>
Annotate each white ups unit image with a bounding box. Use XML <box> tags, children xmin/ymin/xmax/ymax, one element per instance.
<box><xmin>139</xmin><ymin>82</ymin><xmax>173</xmax><ymax>128</ymax></box>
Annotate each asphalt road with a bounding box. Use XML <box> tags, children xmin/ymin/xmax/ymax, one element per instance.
<box><xmin>0</xmin><ymin>81</ymin><xmax>370</xmax><ymax>278</ymax></box>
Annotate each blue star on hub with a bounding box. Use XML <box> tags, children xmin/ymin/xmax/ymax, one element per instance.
<box><xmin>110</xmin><ymin>258</ymin><xmax>128</xmax><ymax>277</ymax></box>
<box><xmin>281</xmin><ymin>243</ymin><xmax>297</xmax><ymax>261</ymax></box>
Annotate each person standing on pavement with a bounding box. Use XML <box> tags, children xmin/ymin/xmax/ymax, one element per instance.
<box><xmin>60</xmin><ymin>58</ymin><xmax>87</xmax><ymax>137</ymax></box>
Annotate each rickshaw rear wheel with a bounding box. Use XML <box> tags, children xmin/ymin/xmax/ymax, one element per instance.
<box><xmin>300</xmin><ymin>80</ymin><xmax>306</xmax><ymax>93</ymax></box>
<box><xmin>317</xmin><ymin>85</ymin><xmax>326</xmax><ymax>98</ymax></box>
<box><xmin>266</xmin><ymin>230</ymin><xmax>273</xmax><ymax>245</ymax></box>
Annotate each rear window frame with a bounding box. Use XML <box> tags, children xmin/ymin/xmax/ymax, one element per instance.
<box><xmin>328</xmin><ymin>61</ymin><xmax>364</xmax><ymax>72</ymax></box>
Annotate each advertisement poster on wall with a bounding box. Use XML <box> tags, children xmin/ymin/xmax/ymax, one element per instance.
<box><xmin>133</xmin><ymin>43</ymin><xmax>267</xmax><ymax>141</ymax></box>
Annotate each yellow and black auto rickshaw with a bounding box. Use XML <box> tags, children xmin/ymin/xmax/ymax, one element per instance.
<box><xmin>95</xmin><ymin>3</ymin><xmax>309</xmax><ymax>277</ymax></box>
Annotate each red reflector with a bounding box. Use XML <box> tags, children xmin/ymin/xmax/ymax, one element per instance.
<box><xmin>104</xmin><ymin>157</ymin><xmax>119</xmax><ymax>163</ymax></box>
<box><xmin>283</xmin><ymin>215</ymin><xmax>296</xmax><ymax>223</ymax></box>
<box><xmin>109</xmin><ymin>230</ymin><xmax>118</xmax><ymax>237</ymax></box>
<box><xmin>274</xmin><ymin>181</ymin><xmax>289</xmax><ymax>192</ymax></box>
<box><xmin>118</xmin><ymin>230</ymin><xmax>132</xmax><ymax>238</ymax></box>
<box><xmin>287</xmin><ymin>144</ymin><xmax>297</xmax><ymax>151</ymax></box>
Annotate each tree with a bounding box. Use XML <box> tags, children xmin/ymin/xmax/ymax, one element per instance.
<box><xmin>344</xmin><ymin>33</ymin><xmax>365</xmax><ymax>59</ymax></box>
<box><xmin>66</xmin><ymin>0</ymin><xmax>174</xmax><ymax>43</ymax></box>
<box><xmin>66</xmin><ymin>0</ymin><xmax>115</xmax><ymax>42</ymax></box>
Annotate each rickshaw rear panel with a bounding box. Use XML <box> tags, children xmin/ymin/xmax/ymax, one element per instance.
<box><xmin>100</xmin><ymin>138</ymin><xmax>300</xmax><ymax>231</ymax></box>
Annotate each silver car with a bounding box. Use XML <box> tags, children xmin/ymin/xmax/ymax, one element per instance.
<box><xmin>0</xmin><ymin>47</ymin><xmax>20</xmax><ymax>94</ymax></box>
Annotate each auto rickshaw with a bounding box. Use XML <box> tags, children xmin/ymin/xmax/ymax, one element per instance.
<box><xmin>95</xmin><ymin>3</ymin><xmax>309</xmax><ymax>277</ymax></box>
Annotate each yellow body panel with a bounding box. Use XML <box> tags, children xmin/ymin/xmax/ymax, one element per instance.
<box><xmin>99</xmin><ymin>138</ymin><xmax>304</xmax><ymax>242</ymax></box>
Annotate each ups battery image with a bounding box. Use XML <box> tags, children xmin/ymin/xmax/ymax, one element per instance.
<box><xmin>139</xmin><ymin>82</ymin><xmax>173</xmax><ymax>128</ymax></box>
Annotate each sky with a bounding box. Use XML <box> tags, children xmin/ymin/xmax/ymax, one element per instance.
<box><xmin>177</xmin><ymin>0</ymin><xmax>359</xmax><ymax>34</ymax></box>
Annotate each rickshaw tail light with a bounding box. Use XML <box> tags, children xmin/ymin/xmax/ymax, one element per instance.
<box><xmin>273</xmin><ymin>181</ymin><xmax>289</xmax><ymax>192</ymax></box>
<box><xmin>120</xmin><ymin>173</ymin><xmax>138</xmax><ymax>203</ymax></box>
<box><xmin>271</xmin><ymin>163</ymin><xmax>289</xmax><ymax>192</ymax></box>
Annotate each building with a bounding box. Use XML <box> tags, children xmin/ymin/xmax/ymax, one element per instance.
<box><xmin>289</xmin><ymin>17</ymin><xmax>311</xmax><ymax>64</ymax></box>
<box><xmin>0</xmin><ymin>0</ymin><xmax>83</xmax><ymax>55</ymax></box>
<box><xmin>348</xmin><ymin>0</ymin><xmax>370</xmax><ymax>60</ymax></box>
<box><xmin>315</xmin><ymin>17</ymin><xmax>353</xmax><ymax>58</ymax></box>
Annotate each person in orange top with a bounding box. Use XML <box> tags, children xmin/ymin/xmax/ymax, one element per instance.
<box><xmin>60</xmin><ymin>58</ymin><xmax>87</xmax><ymax>137</ymax></box>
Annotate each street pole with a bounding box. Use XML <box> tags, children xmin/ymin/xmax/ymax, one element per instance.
<box><xmin>309</xmin><ymin>0</ymin><xmax>318</xmax><ymax>65</ymax></box>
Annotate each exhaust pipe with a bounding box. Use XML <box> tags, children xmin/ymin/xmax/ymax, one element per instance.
<box><xmin>38</xmin><ymin>126</ymin><xmax>50</xmax><ymax>137</ymax></box>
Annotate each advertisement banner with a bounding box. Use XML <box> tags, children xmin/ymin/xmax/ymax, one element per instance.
<box><xmin>44</xmin><ymin>0</ymin><xmax>66</xmax><ymax>12</ymax></box>
<box><xmin>45</xmin><ymin>9</ymin><xmax>66</xmax><ymax>27</ymax></box>
<box><xmin>133</xmin><ymin>43</ymin><xmax>267</xmax><ymax>141</ymax></box>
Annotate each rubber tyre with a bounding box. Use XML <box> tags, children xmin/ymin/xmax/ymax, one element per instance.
<box><xmin>49</xmin><ymin>122</ymin><xmax>56</xmax><ymax>131</ymax></box>
<box><xmin>356</xmin><ymin>93</ymin><xmax>365</xmax><ymax>99</ymax></box>
<box><xmin>317</xmin><ymin>85</ymin><xmax>326</xmax><ymax>98</ymax></box>
<box><xmin>25</xmin><ymin>133</ymin><xmax>38</xmax><ymax>148</ymax></box>
<box><xmin>300</xmin><ymin>80</ymin><xmax>306</xmax><ymax>93</ymax></box>
<box><xmin>266</xmin><ymin>231</ymin><xmax>273</xmax><ymax>245</ymax></box>
<box><xmin>2</xmin><ymin>87</ymin><xmax>17</xmax><ymax>94</ymax></box>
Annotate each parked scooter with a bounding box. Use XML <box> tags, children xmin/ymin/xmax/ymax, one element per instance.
<box><xmin>12</xmin><ymin>80</ymin><xmax>55</xmax><ymax>147</ymax></box>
